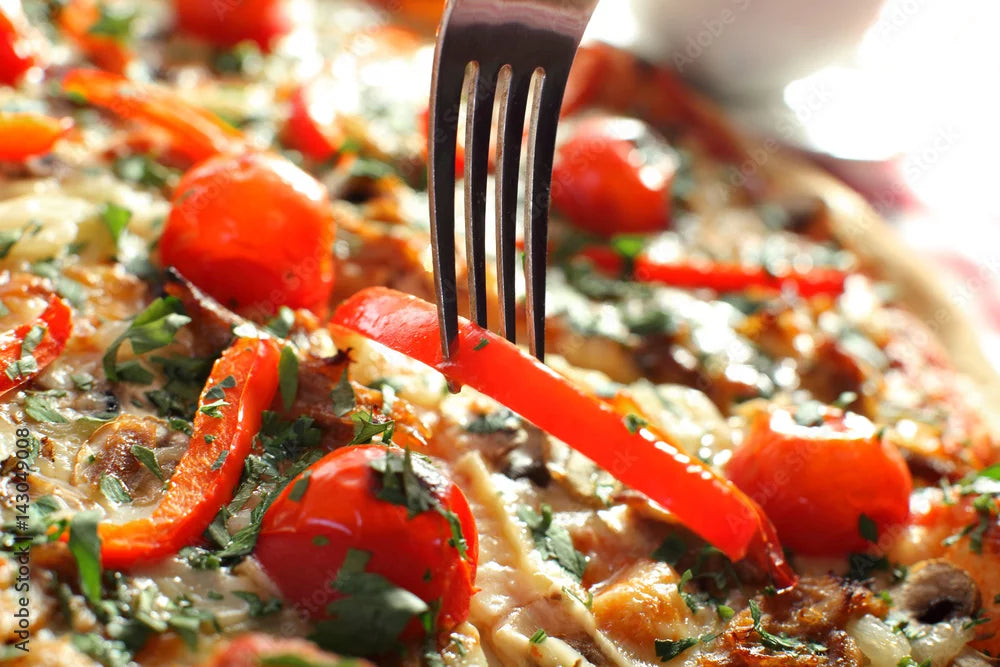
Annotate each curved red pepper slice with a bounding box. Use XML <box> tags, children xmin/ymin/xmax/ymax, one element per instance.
<box><xmin>554</xmin><ymin>245</ymin><xmax>848</xmax><ymax>298</ymax></box>
<box><xmin>331</xmin><ymin>287</ymin><xmax>796</xmax><ymax>588</ymax></box>
<box><xmin>633</xmin><ymin>255</ymin><xmax>847</xmax><ymax>298</ymax></box>
<box><xmin>0</xmin><ymin>286</ymin><xmax>72</xmax><ymax>395</ymax></box>
<box><xmin>62</xmin><ymin>68</ymin><xmax>245</xmax><ymax>162</ymax></box>
<box><xmin>97</xmin><ymin>337</ymin><xmax>281</xmax><ymax>568</ymax></box>
<box><xmin>0</xmin><ymin>112</ymin><xmax>73</xmax><ymax>162</ymax></box>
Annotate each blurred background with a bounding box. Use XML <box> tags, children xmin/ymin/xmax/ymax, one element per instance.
<box><xmin>582</xmin><ymin>0</ymin><xmax>1000</xmax><ymax>370</ymax></box>
<box><xmin>378</xmin><ymin>0</ymin><xmax>1000</xmax><ymax>369</ymax></box>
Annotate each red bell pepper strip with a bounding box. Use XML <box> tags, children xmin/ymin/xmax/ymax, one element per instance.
<box><xmin>575</xmin><ymin>246</ymin><xmax>847</xmax><ymax>297</ymax></box>
<box><xmin>331</xmin><ymin>287</ymin><xmax>796</xmax><ymax>588</ymax></box>
<box><xmin>62</xmin><ymin>68</ymin><xmax>245</xmax><ymax>162</ymax></box>
<box><xmin>95</xmin><ymin>336</ymin><xmax>280</xmax><ymax>568</ymax></box>
<box><xmin>0</xmin><ymin>287</ymin><xmax>72</xmax><ymax>395</ymax></box>
<box><xmin>0</xmin><ymin>112</ymin><xmax>72</xmax><ymax>162</ymax></box>
<box><xmin>633</xmin><ymin>255</ymin><xmax>847</xmax><ymax>297</ymax></box>
<box><xmin>57</xmin><ymin>0</ymin><xmax>133</xmax><ymax>75</ymax></box>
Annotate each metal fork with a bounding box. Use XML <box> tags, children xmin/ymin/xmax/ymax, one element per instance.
<box><xmin>427</xmin><ymin>0</ymin><xmax>599</xmax><ymax>360</ymax></box>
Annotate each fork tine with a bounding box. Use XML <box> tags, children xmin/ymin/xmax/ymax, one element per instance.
<box><xmin>428</xmin><ymin>48</ymin><xmax>466</xmax><ymax>358</ymax></box>
<box><xmin>463</xmin><ymin>61</ymin><xmax>496</xmax><ymax>328</ymax></box>
<box><xmin>524</xmin><ymin>65</ymin><xmax>571</xmax><ymax>361</ymax></box>
<box><xmin>494</xmin><ymin>65</ymin><xmax>532</xmax><ymax>343</ymax></box>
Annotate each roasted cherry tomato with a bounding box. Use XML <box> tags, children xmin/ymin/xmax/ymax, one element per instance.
<box><xmin>256</xmin><ymin>445</ymin><xmax>478</xmax><ymax>644</ymax></box>
<box><xmin>174</xmin><ymin>0</ymin><xmax>291</xmax><ymax>52</ymax></box>
<box><xmin>284</xmin><ymin>81</ymin><xmax>344</xmax><ymax>162</ymax></box>
<box><xmin>159</xmin><ymin>151</ymin><xmax>335</xmax><ymax>317</ymax></box>
<box><xmin>0</xmin><ymin>0</ymin><xmax>38</xmax><ymax>85</ymax></box>
<box><xmin>727</xmin><ymin>406</ymin><xmax>912</xmax><ymax>556</ymax></box>
<box><xmin>551</xmin><ymin>115</ymin><xmax>676</xmax><ymax>236</ymax></box>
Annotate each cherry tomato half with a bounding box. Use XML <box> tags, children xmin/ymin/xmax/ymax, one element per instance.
<box><xmin>159</xmin><ymin>150</ymin><xmax>335</xmax><ymax>317</ymax></box>
<box><xmin>174</xmin><ymin>0</ymin><xmax>291</xmax><ymax>52</ymax></box>
<box><xmin>726</xmin><ymin>406</ymin><xmax>912</xmax><ymax>556</ymax></box>
<box><xmin>255</xmin><ymin>445</ymin><xmax>478</xmax><ymax>640</ymax></box>
<box><xmin>0</xmin><ymin>0</ymin><xmax>39</xmax><ymax>85</ymax></box>
<box><xmin>284</xmin><ymin>81</ymin><xmax>344</xmax><ymax>162</ymax></box>
<box><xmin>551</xmin><ymin>115</ymin><xmax>677</xmax><ymax>237</ymax></box>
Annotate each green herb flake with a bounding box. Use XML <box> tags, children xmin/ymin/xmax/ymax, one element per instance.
<box><xmin>68</xmin><ymin>510</ymin><xmax>103</xmax><ymax>605</ymax></box>
<box><xmin>717</xmin><ymin>605</ymin><xmax>735</xmax><ymax>621</ymax></box>
<box><xmin>71</xmin><ymin>372</ymin><xmax>95</xmax><ymax>391</ymax></box>
<box><xmin>199</xmin><ymin>399</ymin><xmax>228</xmax><ymax>418</ymax></box>
<box><xmin>330</xmin><ymin>368</ymin><xmax>356</xmax><ymax>417</ymax></box>
<box><xmin>654</xmin><ymin>637</ymin><xmax>698</xmax><ymax>662</ymax></box>
<box><xmin>858</xmin><ymin>513</ymin><xmax>879</xmax><ymax>543</ymax></box>
<box><xmin>102</xmin><ymin>297</ymin><xmax>191</xmax><ymax>383</ymax></box>
<box><xmin>518</xmin><ymin>504</ymin><xmax>587</xmax><ymax>581</ymax></box>
<box><xmin>24</xmin><ymin>392</ymin><xmax>68</xmax><ymax>423</ymax></box>
<box><xmin>473</xmin><ymin>337</ymin><xmax>489</xmax><ymax>351</ymax></box>
<box><xmin>288</xmin><ymin>470</ymin><xmax>311</xmax><ymax>502</ymax></box>
<box><xmin>131</xmin><ymin>444</ymin><xmax>165</xmax><ymax>481</ymax></box>
<box><xmin>265</xmin><ymin>306</ymin><xmax>295</xmax><ymax>338</ymax></box>
<box><xmin>278</xmin><ymin>345</ymin><xmax>299</xmax><ymax>411</ymax></box>
<box><xmin>100</xmin><ymin>202</ymin><xmax>132</xmax><ymax>244</ymax></box>
<box><xmin>748</xmin><ymin>599</ymin><xmax>826</xmax><ymax>654</ymax></box>
<box><xmin>652</xmin><ymin>533</ymin><xmax>687</xmax><ymax>565</ymax></box>
<box><xmin>100</xmin><ymin>474</ymin><xmax>132</xmax><ymax>504</ymax></box>
<box><xmin>210</xmin><ymin>449</ymin><xmax>228</xmax><ymax>471</ymax></box>
<box><xmin>87</xmin><ymin>3</ymin><xmax>136</xmax><ymax>41</ymax></box>
<box><xmin>350</xmin><ymin>411</ymin><xmax>394</xmax><ymax>445</ymax></box>
<box><xmin>232</xmin><ymin>591</ymin><xmax>282</xmax><ymax>617</ymax></box>
<box><xmin>529</xmin><ymin>629</ymin><xmax>547</xmax><ymax>644</ymax></box>
<box><xmin>313</xmin><ymin>535</ymin><xmax>330</xmax><ymax>547</ymax></box>
<box><xmin>624</xmin><ymin>413</ymin><xmax>647</xmax><ymax>434</ymax></box>
<box><xmin>310</xmin><ymin>548</ymin><xmax>429</xmax><ymax>656</ymax></box>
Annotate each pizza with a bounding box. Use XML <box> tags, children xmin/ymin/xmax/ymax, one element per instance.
<box><xmin>1</xmin><ymin>1</ymin><xmax>998</xmax><ymax>666</ymax></box>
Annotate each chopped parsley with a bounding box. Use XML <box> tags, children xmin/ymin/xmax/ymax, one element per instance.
<box><xmin>103</xmin><ymin>297</ymin><xmax>191</xmax><ymax>383</ymax></box>
<box><xmin>473</xmin><ymin>337</ymin><xmax>489</xmax><ymax>351</ymax></box>
<box><xmin>71</xmin><ymin>372</ymin><xmax>95</xmax><ymax>391</ymax></box>
<box><xmin>278</xmin><ymin>345</ymin><xmax>299</xmax><ymax>410</ymax></box>
<box><xmin>99</xmin><ymin>475</ymin><xmax>132</xmax><ymax>504</ymax></box>
<box><xmin>845</xmin><ymin>552</ymin><xmax>889</xmax><ymax>580</ymax></box>
<box><xmin>5</xmin><ymin>324</ymin><xmax>46</xmax><ymax>382</ymax></box>
<box><xmin>676</xmin><ymin>569</ymin><xmax>700</xmax><ymax>613</ymax></box>
<box><xmin>748</xmin><ymin>600</ymin><xmax>826</xmax><ymax>654</ymax></box>
<box><xmin>232</xmin><ymin>591</ymin><xmax>282</xmax><ymax>617</ymax></box>
<box><xmin>288</xmin><ymin>470</ymin><xmax>311</xmax><ymax>502</ymax></box>
<box><xmin>517</xmin><ymin>504</ymin><xmax>586</xmax><ymax>581</ymax></box>
<box><xmin>113</xmin><ymin>154</ymin><xmax>177</xmax><ymax>189</ymax></box>
<box><xmin>941</xmin><ymin>465</ymin><xmax>1000</xmax><ymax>554</ymax></box>
<box><xmin>264</xmin><ymin>306</ymin><xmax>295</xmax><ymax>338</ymax></box>
<box><xmin>350</xmin><ymin>411</ymin><xmax>394</xmax><ymax>445</ymax></box>
<box><xmin>623</xmin><ymin>413</ymin><xmax>647</xmax><ymax>434</ymax></box>
<box><xmin>24</xmin><ymin>390</ymin><xmax>68</xmax><ymax>423</ymax></box>
<box><xmin>330</xmin><ymin>368</ymin><xmax>356</xmax><ymax>417</ymax></box>
<box><xmin>31</xmin><ymin>258</ymin><xmax>86</xmax><ymax>309</ymax></box>
<box><xmin>654</xmin><ymin>637</ymin><xmax>699</xmax><ymax>661</ymax></box>
<box><xmin>310</xmin><ymin>548</ymin><xmax>429</xmax><ymax>657</ymax></box>
<box><xmin>465</xmin><ymin>408</ymin><xmax>521</xmax><ymax>434</ymax></box>
<box><xmin>87</xmin><ymin>3</ymin><xmax>136</xmax><ymax>42</ymax></box>
<box><xmin>0</xmin><ymin>220</ymin><xmax>41</xmax><ymax>259</ymax></box>
<box><xmin>68</xmin><ymin>510</ymin><xmax>103</xmax><ymax>605</ymax></box>
<box><xmin>131</xmin><ymin>444</ymin><xmax>164</xmax><ymax>481</ymax></box>
<box><xmin>210</xmin><ymin>449</ymin><xmax>228</xmax><ymax>471</ymax></box>
<box><xmin>529</xmin><ymin>629</ymin><xmax>547</xmax><ymax>644</ymax></box>
<box><xmin>652</xmin><ymin>533</ymin><xmax>687</xmax><ymax>565</ymax></box>
<box><xmin>199</xmin><ymin>399</ymin><xmax>228</xmax><ymax>418</ymax></box>
<box><xmin>100</xmin><ymin>202</ymin><xmax>132</xmax><ymax>245</ymax></box>
<box><xmin>858</xmin><ymin>513</ymin><xmax>879</xmax><ymax>543</ymax></box>
<box><xmin>370</xmin><ymin>448</ymin><xmax>469</xmax><ymax>559</ymax></box>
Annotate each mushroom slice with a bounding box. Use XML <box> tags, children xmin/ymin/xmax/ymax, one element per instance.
<box><xmin>72</xmin><ymin>415</ymin><xmax>188</xmax><ymax>509</ymax></box>
<box><xmin>897</xmin><ymin>559</ymin><xmax>982</xmax><ymax>624</ymax></box>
